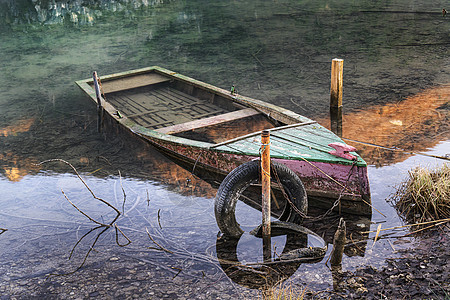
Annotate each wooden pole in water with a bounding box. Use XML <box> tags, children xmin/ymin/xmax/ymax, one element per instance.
<box><xmin>330</xmin><ymin>217</ymin><xmax>346</xmax><ymax>267</ymax></box>
<box><xmin>261</xmin><ymin>130</ymin><xmax>271</xmax><ymax>261</ymax></box>
<box><xmin>261</xmin><ymin>130</ymin><xmax>271</xmax><ymax>237</ymax></box>
<box><xmin>93</xmin><ymin>71</ymin><xmax>103</xmax><ymax>133</ymax></box>
<box><xmin>330</xmin><ymin>58</ymin><xmax>343</xmax><ymax>137</ymax></box>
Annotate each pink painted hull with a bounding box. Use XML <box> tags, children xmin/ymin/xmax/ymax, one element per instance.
<box><xmin>143</xmin><ymin>135</ymin><xmax>372</xmax><ymax>215</ymax></box>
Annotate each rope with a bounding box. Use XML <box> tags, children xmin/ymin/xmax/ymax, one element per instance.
<box><xmin>343</xmin><ymin>137</ymin><xmax>450</xmax><ymax>161</ymax></box>
<box><xmin>272</xmin><ymin>160</ymin><xmax>385</xmax><ymax>219</ymax></box>
<box><xmin>97</xmin><ymin>76</ymin><xmax>106</xmax><ymax>101</ymax></box>
<box><xmin>259</xmin><ymin>143</ymin><xmax>271</xmax><ymax>177</ymax></box>
<box><xmin>271</xmin><ymin>161</ymin><xmax>357</xmax><ymax>220</ymax></box>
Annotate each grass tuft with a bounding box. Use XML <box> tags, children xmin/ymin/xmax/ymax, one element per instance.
<box><xmin>391</xmin><ymin>164</ymin><xmax>450</xmax><ymax>228</ymax></box>
<box><xmin>262</xmin><ymin>283</ymin><xmax>306</xmax><ymax>300</ymax></box>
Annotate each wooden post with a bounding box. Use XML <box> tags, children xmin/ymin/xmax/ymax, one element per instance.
<box><xmin>261</xmin><ymin>130</ymin><xmax>271</xmax><ymax>237</ymax></box>
<box><xmin>261</xmin><ymin>130</ymin><xmax>271</xmax><ymax>262</ymax></box>
<box><xmin>330</xmin><ymin>58</ymin><xmax>343</xmax><ymax>137</ymax></box>
<box><xmin>93</xmin><ymin>71</ymin><xmax>103</xmax><ymax>133</ymax></box>
<box><xmin>330</xmin><ymin>218</ymin><xmax>346</xmax><ymax>267</ymax></box>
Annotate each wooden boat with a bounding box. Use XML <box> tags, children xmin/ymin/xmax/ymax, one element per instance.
<box><xmin>76</xmin><ymin>66</ymin><xmax>371</xmax><ymax>215</ymax></box>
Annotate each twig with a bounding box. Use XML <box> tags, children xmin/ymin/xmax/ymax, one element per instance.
<box><xmin>37</xmin><ymin>159</ymin><xmax>132</xmax><ymax>276</ymax></box>
<box><xmin>118</xmin><ymin>170</ymin><xmax>127</xmax><ymax>215</ymax></box>
<box><xmin>171</xmin><ymin>267</ymin><xmax>182</xmax><ymax>279</ymax></box>
<box><xmin>97</xmin><ymin>155</ymin><xmax>112</xmax><ymax>165</ymax></box>
<box><xmin>387</xmin><ymin>239</ymin><xmax>396</xmax><ymax>252</ymax></box>
<box><xmin>37</xmin><ymin>159</ymin><xmax>121</xmax><ymax>223</ymax></box>
<box><xmin>50</xmin><ymin>226</ymin><xmax>109</xmax><ymax>277</ymax></box>
<box><xmin>404</xmin><ymin>221</ymin><xmax>446</xmax><ymax>236</ymax></box>
<box><xmin>146</xmin><ymin>227</ymin><xmax>173</xmax><ymax>254</ymax></box>
<box><xmin>69</xmin><ymin>226</ymin><xmax>102</xmax><ymax>260</ymax></box>
<box><xmin>115</xmin><ymin>224</ymin><xmax>132</xmax><ymax>247</ymax></box>
<box><xmin>347</xmin><ymin>233</ymin><xmax>365</xmax><ymax>254</ymax></box>
<box><xmin>361</xmin><ymin>218</ymin><xmax>450</xmax><ymax>234</ymax></box>
<box><xmin>0</xmin><ymin>228</ymin><xmax>7</xmax><ymax>235</ymax></box>
<box><xmin>371</xmin><ymin>224</ymin><xmax>382</xmax><ymax>250</ymax></box>
<box><xmin>61</xmin><ymin>189</ymin><xmax>104</xmax><ymax>226</ymax></box>
<box><xmin>157</xmin><ymin>209</ymin><xmax>162</xmax><ymax>229</ymax></box>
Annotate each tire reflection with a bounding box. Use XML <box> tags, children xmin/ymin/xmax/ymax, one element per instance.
<box><xmin>216</xmin><ymin>223</ymin><xmax>324</xmax><ymax>290</ymax></box>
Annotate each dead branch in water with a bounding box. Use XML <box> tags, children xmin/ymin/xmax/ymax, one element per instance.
<box><xmin>36</xmin><ymin>159</ymin><xmax>131</xmax><ymax>276</ymax></box>
<box><xmin>146</xmin><ymin>227</ymin><xmax>173</xmax><ymax>254</ymax></box>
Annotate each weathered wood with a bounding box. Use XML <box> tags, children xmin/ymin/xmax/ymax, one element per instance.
<box><xmin>156</xmin><ymin>108</ymin><xmax>260</xmax><ymax>134</ymax></box>
<box><xmin>330</xmin><ymin>58</ymin><xmax>343</xmax><ymax>137</ymax></box>
<box><xmin>330</xmin><ymin>58</ymin><xmax>343</xmax><ymax>108</ymax></box>
<box><xmin>210</xmin><ymin>121</ymin><xmax>317</xmax><ymax>149</ymax></box>
<box><xmin>98</xmin><ymin>73</ymin><xmax>170</xmax><ymax>93</ymax></box>
<box><xmin>93</xmin><ymin>71</ymin><xmax>103</xmax><ymax>133</ymax></box>
<box><xmin>261</xmin><ymin>130</ymin><xmax>271</xmax><ymax>262</ymax></box>
<box><xmin>330</xmin><ymin>218</ymin><xmax>346</xmax><ymax>267</ymax></box>
<box><xmin>330</xmin><ymin>106</ymin><xmax>343</xmax><ymax>137</ymax></box>
<box><xmin>261</xmin><ymin>130</ymin><xmax>271</xmax><ymax>238</ymax></box>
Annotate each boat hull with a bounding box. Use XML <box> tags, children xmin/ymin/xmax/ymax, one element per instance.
<box><xmin>140</xmin><ymin>132</ymin><xmax>371</xmax><ymax>215</ymax></box>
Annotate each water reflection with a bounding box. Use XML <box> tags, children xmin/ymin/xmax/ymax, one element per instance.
<box><xmin>0</xmin><ymin>118</ymin><xmax>35</xmax><ymax>137</ymax></box>
<box><xmin>318</xmin><ymin>85</ymin><xmax>450</xmax><ymax>166</ymax></box>
<box><xmin>1</xmin><ymin>0</ymin><xmax>166</xmax><ymax>26</ymax></box>
<box><xmin>0</xmin><ymin>152</ymin><xmax>40</xmax><ymax>182</ymax></box>
<box><xmin>215</xmin><ymin>215</ymin><xmax>370</xmax><ymax>294</ymax></box>
<box><xmin>216</xmin><ymin>233</ymin><xmax>306</xmax><ymax>290</ymax></box>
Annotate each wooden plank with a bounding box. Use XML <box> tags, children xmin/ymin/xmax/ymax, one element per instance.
<box><xmin>97</xmin><ymin>73</ymin><xmax>170</xmax><ymax>94</ymax></box>
<box><xmin>155</xmin><ymin>108</ymin><xmax>260</xmax><ymax>134</ymax></box>
<box><xmin>152</xmin><ymin>88</ymin><xmax>191</xmax><ymax>106</ymax></box>
<box><xmin>126</xmin><ymin>102</ymin><xmax>223</xmax><ymax>119</ymax></box>
<box><xmin>108</xmin><ymin>93</ymin><xmax>149</xmax><ymax>114</ymax></box>
<box><xmin>155</xmin><ymin>87</ymin><xmax>202</xmax><ymax>105</ymax></box>
<box><xmin>210</xmin><ymin>121</ymin><xmax>317</xmax><ymax>149</ymax></box>
<box><xmin>271</xmin><ymin>131</ymin><xmax>332</xmax><ymax>154</ymax></box>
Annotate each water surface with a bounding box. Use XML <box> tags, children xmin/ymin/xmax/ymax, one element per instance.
<box><xmin>0</xmin><ymin>0</ymin><xmax>449</xmax><ymax>297</ymax></box>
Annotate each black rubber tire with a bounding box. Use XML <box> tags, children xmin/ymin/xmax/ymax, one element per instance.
<box><xmin>214</xmin><ymin>160</ymin><xmax>308</xmax><ymax>237</ymax></box>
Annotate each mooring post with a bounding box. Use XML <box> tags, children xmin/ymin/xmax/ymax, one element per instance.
<box><xmin>330</xmin><ymin>58</ymin><xmax>343</xmax><ymax>137</ymax></box>
<box><xmin>93</xmin><ymin>71</ymin><xmax>103</xmax><ymax>133</ymax></box>
<box><xmin>330</xmin><ymin>218</ymin><xmax>346</xmax><ymax>267</ymax></box>
<box><xmin>261</xmin><ymin>130</ymin><xmax>271</xmax><ymax>261</ymax></box>
<box><xmin>261</xmin><ymin>130</ymin><xmax>271</xmax><ymax>236</ymax></box>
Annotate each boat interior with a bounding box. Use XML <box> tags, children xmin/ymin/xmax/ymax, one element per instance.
<box><xmin>92</xmin><ymin>72</ymin><xmax>275</xmax><ymax>143</ymax></box>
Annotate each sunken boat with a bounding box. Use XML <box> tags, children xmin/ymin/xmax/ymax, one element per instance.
<box><xmin>76</xmin><ymin>66</ymin><xmax>371</xmax><ymax>215</ymax></box>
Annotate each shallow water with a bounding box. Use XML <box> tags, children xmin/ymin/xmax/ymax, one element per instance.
<box><xmin>0</xmin><ymin>0</ymin><xmax>449</xmax><ymax>297</ymax></box>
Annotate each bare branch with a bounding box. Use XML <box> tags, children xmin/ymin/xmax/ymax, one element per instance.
<box><xmin>146</xmin><ymin>227</ymin><xmax>173</xmax><ymax>254</ymax></box>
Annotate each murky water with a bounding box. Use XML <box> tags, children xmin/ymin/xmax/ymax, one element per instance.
<box><xmin>0</xmin><ymin>0</ymin><xmax>449</xmax><ymax>298</ymax></box>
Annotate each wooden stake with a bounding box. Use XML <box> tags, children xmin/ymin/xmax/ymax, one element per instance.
<box><xmin>93</xmin><ymin>71</ymin><xmax>104</xmax><ymax>133</ymax></box>
<box><xmin>330</xmin><ymin>58</ymin><xmax>343</xmax><ymax>137</ymax></box>
<box><xmin>330</xmin><ymin>218</ymin><xmax>346</xmax><ymax>267</ymax></box>
<box><xmin>261</xmin><ymin>130</ymin><xmax>271</xmax><ymax>261</ymax></box>
<box><xmin>261</xmin><ymin>130</ymin><xmax>271</xmax><ymax>237</ymax></box>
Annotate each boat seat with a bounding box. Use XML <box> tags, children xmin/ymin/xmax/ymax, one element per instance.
<box><xmin>155</xmin><ymin>108</ymin><xmax>260</xmax><ymax>134</ymax></box>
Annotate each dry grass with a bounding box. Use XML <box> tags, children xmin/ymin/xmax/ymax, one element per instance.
<box><xmin>391</xmin><ymin>164</ymin><xmax>450</xmax><ymax>227</ymax></box>
<box><xmin>261</xmin><ymin>283</ymin><xmax>307</xmax><ymax>300</ymax></box>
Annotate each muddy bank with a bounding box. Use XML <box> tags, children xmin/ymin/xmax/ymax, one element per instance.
<box><xmin>338</xmin><ymin>227</ymin><xmax>450</xmax><ymax>299</ymax></box>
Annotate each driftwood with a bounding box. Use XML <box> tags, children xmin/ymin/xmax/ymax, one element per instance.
<box><xmin>37</xmin><ymin>159</ymin><xmax>131</xmax><ymax>276</ymax></box>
